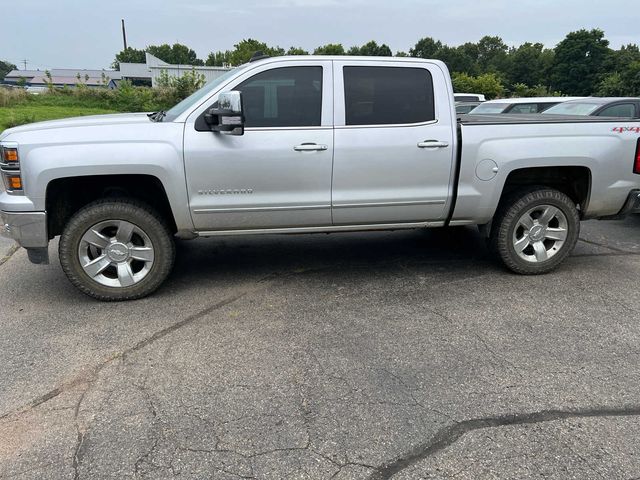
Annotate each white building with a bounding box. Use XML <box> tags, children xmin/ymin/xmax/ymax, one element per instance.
<box><xmin>120</xmin><ymin>53</ymin><xmax>231</xmax><ymax>88</ymax></box>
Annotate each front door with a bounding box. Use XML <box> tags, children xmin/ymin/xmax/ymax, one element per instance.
<box><xmin>331</xmin><ymin>61</ymin><xmax>456</xmax><ymax>225</ymax></box>
<box><xmin>183</xmin><ymin>61</ymin><xmax>334</xmax><ymax>231</ymax></box>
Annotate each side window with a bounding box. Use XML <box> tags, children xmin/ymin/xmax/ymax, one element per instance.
<box><xmin>536</xmin><ymin>103</ymin><xmax>558</xmax><ymax>113</ymax></box>
<box><xmin>598</xmin><ymin>103</ymin><xmax>635</xmax><ymax>118</ymax></box>
<box><xmin>236</xmin><ymin>66</ymin><xmax>322</xmax><ymax>128</ymax></box>
<box><xmin>344</xmin><ymin>66</ymin><xmax>435</xmax><ymax>126</ymax></box>
<box><xmin>507</xmin><ymin>104</ymin><xmax>538</xmax><ymax>114</ymax></box>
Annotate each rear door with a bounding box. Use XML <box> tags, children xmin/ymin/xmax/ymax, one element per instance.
<box><xmin>331</xmin><ymin>60</ymin><xmax>456</xmax><ymax>225</ymax></box>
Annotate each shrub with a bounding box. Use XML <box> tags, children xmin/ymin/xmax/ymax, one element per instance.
<box><xmin>452</xmin><ymin>72</ymin><xmax>505</xmax><ymax>99</ymax></box>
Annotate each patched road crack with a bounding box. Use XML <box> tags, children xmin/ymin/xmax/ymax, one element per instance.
<box><xmin>0</xmin><ymin>275</ymin><xmax>276</xmax><ymax>422</ymax></box>
<box><xmin>577</xmin><ymin>237</ymin><xmax>638</xmax><ymax>255</ymax></box>
<box><xmin>367</xmin><ymin>405</ymin><xmax>640</xmax><ymax>479</ymax></box>
<box><xmin>0</xmin><ymin>243</ymin><xmax>19</xmax><ymax>268</ymax></box>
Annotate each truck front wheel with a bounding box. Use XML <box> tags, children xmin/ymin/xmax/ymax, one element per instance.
<box><xmin>59</xmin><ymin>199</ymin><xmax>175</xmax><ymax>301</ymax></box>
<box><xmin>489</xmin><ymin>187</ymin><xmax>580</xmax><ymax>274</ymax></box>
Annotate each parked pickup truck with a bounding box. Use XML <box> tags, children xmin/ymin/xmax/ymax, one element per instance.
<box><xmin>2</xmin><ymin>56</ymin><xmax>640</xmax><ymax>301</ymax></box>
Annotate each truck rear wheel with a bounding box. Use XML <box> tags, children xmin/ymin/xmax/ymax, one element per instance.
<box><xmin>489</xmin><ymin>187</ymin><xmax>580</xmax><ymax>275</ymax></box>
<box><xmin>59</xmin><ymin>199</ymin><xmax>175</xmax><ymax>301</ymax></box>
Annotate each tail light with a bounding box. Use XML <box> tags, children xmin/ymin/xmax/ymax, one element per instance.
<box><xmin>635</xmin><ymin>139</ymin><xmax>640</xmax><ymax>175</ymax></box>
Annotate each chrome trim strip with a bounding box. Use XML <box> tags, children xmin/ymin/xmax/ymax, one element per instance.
<box><xmin>196</xmin><ymin>221</ymin><xmax>445</xmax><ymax>237</ymax></box>
<box><xmin>244</xmin><ymin>126</ymin><xmax>333</xmax><ymax>132</ymax></box>
<box><xmin>193</xmin><ymin>204</ymin><xmax>330</xmax><ymax>214</ymax></box>
<box><xmin>333</xmin><ymin>200</ymin><xmax>446</xmax><ymax>209</ymax></box>
<box><xmin>335</xmin><ymin>119</ymin><xmax>439</xmax><ymax>129</ymax></box>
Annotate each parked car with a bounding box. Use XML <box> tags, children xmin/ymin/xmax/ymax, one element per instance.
<box><xmin>542</xmin><ymin>98</ymin><xmax>640</xmax><ymax>118</ymax></box>
<box><xmin>469</xmin><ymin>97</ymin><xmax>585</xmax><ymax>115</ymax></box>
<box><xmin>2</xmin><ymin>56</ymin><xmax>640</xmax><ymax>300</ymax></box>
<box><xmin>25</xmin><ymin>86</ymin><xmax>48</xmax><ymax>95</ymax></box>
<box><xmin>454</xmin><ymin>93</ymin><xmax>486</xmax><ymax>102</ymax></box>
<box><xmin>456</xmin><ymin>102</ymin><xmax>482</xmax><ymax>114</ymax></box>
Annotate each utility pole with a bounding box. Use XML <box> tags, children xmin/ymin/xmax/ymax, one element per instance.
<box><xmin>22</xmin><ymin>59</ymin><xmax>28</xmax><ymax>70</ymax></box>
<box><xmin>121</xmin><ymin>19</ymin><xmax>128</xmax><ymax>50</ymax></box>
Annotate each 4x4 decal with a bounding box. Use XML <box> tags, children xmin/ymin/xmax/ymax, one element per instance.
<box><xmin>613</xmin><ymin>126</ymin><xmax>640</xmax><ymax>133</ymax></box>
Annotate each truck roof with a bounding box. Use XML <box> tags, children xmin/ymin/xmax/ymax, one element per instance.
<box><xmin>248</xmin><ymin>55</ymin><xmax>443</xmax><ymax>64</ymax></box>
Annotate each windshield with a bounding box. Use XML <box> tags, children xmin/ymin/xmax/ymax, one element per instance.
<box><xmin>163</xmin><ymin>66</ymin><xmax>247</xmax><ymax>121</ymax></box>
<box><xmin>469</xmin><ymin>103</ymin><xmax>508</xmax><ymax>114</ymax></box>
<box><xmin>542</xmin><ymin>102</ymin><xmax>601</xmax><ymax>115</ymax></box>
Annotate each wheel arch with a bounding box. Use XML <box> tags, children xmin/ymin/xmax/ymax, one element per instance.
<box><xmin>46</xmin><ymin>174</ymin><xmax>179</xmax><ymax>238</ymax></box>
<box><xmin>497</xmin><ymin>166</ymin><xmax>592</xmax><ymax>219</ymax></box>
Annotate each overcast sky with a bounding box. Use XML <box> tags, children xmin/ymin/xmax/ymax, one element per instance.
<box><xmin>3</xmin><ymin>0</ymin><xmax>639</xmax><ymax>71</ymax></box>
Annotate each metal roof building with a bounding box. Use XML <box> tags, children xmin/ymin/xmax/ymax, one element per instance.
<box><xmin>2</xmin><ymin>53</ymin><xmax>231</xmax><ymax>89</ymax></box>
<box><xmin>3</xmin><ymin>68</ymin><xmax>121</xmax><ymax>88</ymax></box>
<box><xmin>120</xmin><ymin>53</ymin><xmax>231</xmax><ymax>88</ymax></box>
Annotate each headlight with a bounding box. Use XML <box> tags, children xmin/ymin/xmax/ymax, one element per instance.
<box><xmin>0</xmin><ymin>144</ymin><xmax>19</xmax><ymax>168</ymax></box>
<box><xmin>0</xmin><ymin>142</ymin><xmax>23</xmax><ymax>193</ymax></box>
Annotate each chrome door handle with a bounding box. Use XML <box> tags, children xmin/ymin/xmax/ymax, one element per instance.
<box><xmin>417</xmin><ymin>140</ymin><xmax>449</xmax><ymax>149</ymax></box>
<box><xmin>293</xmin><ymin>143</ymin><xmax>328</xmax><ymax>152</ymax></box>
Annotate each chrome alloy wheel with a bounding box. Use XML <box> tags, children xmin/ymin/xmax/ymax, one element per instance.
<box><xmin>512</xmin><ymin>205</ymin><xmax>568</xmax><ymax>263</ymax></box>
<box><xmin>78</xmin><ymin>220</ymin><xmax>155</xmax><ymax>288</ymax></box>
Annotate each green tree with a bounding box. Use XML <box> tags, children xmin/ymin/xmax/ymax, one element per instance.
<box><xmin>147</xmin><ymin>43</ymin><xmax>204</xmax><ymax>65</ymax></box>
<box><xmin>313</xmin><ymin>44</ymin><xmax>345</xmax><ymax>55</ymax></box>
<box><xmin>511</xmin><ymin>83</ymin><xmax>559</xmax><ymax>97</ymax></box>
<box><xmin>443</xmin><ymin>43</ymin><xmax>481</xmax><ymax>75</ymax></box>
<box><xmin>476</xmin><ymin>36</ymin><xmax>509</xmax><ymax>74</ymax></box>
<box><xmin>286</xmin><ymin>47</ymin><xmax>309</xmax><ymax>55</ymax></box>
<box><xmin>506</xmin><ymin>42</ymin><xmax>555</xmax><ymax>88</ymax></box>
<box><xmin>550</xmin><ymin>29</ymin><xmax>611</xmax><ymax>95</ymax></box>
<box><xmin>348</xmin><ymin>41</ymin><xmax>392</xmax><ymax>56</ymax></box>
<box><xmin>228</xmin><ymin>39</ymin><xmax>284</xmax><ymax>65</ymax></box>
<box><xmin>410</xmin><ymin>37</ymin><xmax>444</xmax><ymax>59</ymax></box>
<box><xmin>597</xmin><ymin>61</ymin><xmax>640</xmax><ymax>96</ymax></box>
<box><xmin>0</xmin><ymin>60</ymin><xmax>17</xmax><ymax>82</ymax></box>
<box><xmin>452</xmin><ymin>72</ymin><xmax>504</xmax><ymax>99</ymax></box>
<box><xmin>596</xmin><ymin>72</ymin><xmax>626</xmax><ymax>96</ymax></box>
<box><xmin>599</xmin><ymin>44</ymin><xmax>640</xmax><ymax>95</ymax></box>
<box><xmin>112</xmin><ymin>47</ymin><xmax>146</xmax><ymax>69</ymax></box>
<box><xmin>205</xmin><ymin>51</ymin><xmax>232</xmax><ymax>67</ymax></box>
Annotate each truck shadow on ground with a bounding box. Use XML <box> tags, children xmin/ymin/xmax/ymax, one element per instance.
<box><xmin>169</xmin><ymin>225</ymin><xmax>496</xmax><ymax>286</ymax></box>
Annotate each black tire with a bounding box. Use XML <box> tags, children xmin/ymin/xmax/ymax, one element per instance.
<box><xmin>59</xmin><ymin>198</ymin><xmax>175</xmax><ymax>301</ymax></box>
<box><xmin>489</xmin><ymin>187</ymin><xmax>580</xmax><ymax>275</ymax></box>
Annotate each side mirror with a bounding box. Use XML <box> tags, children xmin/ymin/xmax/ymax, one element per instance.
<box><xmin>204</xmin><ymin>91</ymin><xmax>244</xmax><ymax>135</ymax></box>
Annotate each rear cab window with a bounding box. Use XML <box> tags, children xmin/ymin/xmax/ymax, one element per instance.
<box><xmin>343</xmin><ymin>66</ymin><xmax>435</xmax><ymax>126</ymax></box>
<box><xmin>332</xmin><ymin>60</ymin><xmax>452</xmax><ymax>128</ymax></box>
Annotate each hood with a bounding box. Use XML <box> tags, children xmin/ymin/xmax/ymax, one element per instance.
<box><xmin>0</xmin><ymin>113</ymin><xmax>153</xmax><ymax>139</ymax></box>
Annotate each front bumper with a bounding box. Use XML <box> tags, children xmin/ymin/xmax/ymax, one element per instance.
<box><xmin>0</xmin><ymin>210</ymin><xmax>48</xmax><ymax>248</ymax></box>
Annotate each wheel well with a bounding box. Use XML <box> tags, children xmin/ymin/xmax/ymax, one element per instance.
<box><xmin>500</xmin><ymin>166</ymin><xmax>591</xmax><ymax>217</ymax></box>
<box><xmin>46</xmin><ymin>175</ymin><xmax>177</xmax><ymax>238</ymax></box>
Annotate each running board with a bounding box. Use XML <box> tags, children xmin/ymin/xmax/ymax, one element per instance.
<box><xmin>196</xmin><ymin>221</ymin><xmax>445</xmax><ymax>237</ymax></box>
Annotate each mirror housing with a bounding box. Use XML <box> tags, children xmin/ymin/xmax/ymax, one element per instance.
<box><xmin>204</xmin><ymin>91</ymin><xmax>244</xmax><ymax>135</ymax></box>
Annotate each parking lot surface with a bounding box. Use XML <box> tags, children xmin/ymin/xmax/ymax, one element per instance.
<box><xmin>0</xmin><ymin>216</ymin><xmax>639</xmax><ymax>479</ymax></box>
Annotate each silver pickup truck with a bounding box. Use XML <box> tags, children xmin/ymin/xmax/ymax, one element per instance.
<box><xmin>2</xmin><ymin>56</ymin><xmax>640</xmax><ymax>300</ymax></box>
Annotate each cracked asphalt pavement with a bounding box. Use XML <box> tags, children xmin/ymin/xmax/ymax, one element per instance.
<box><xmin>0</xmin><ymin>216</ymin><xmax>639</xmax><ymax>479</ymax></box>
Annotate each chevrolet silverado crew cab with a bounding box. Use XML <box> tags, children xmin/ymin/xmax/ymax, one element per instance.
<box><xmin>2</xmin><ymin>56</ymin><xmax>640</xmax><ymax>301</ymax></box>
